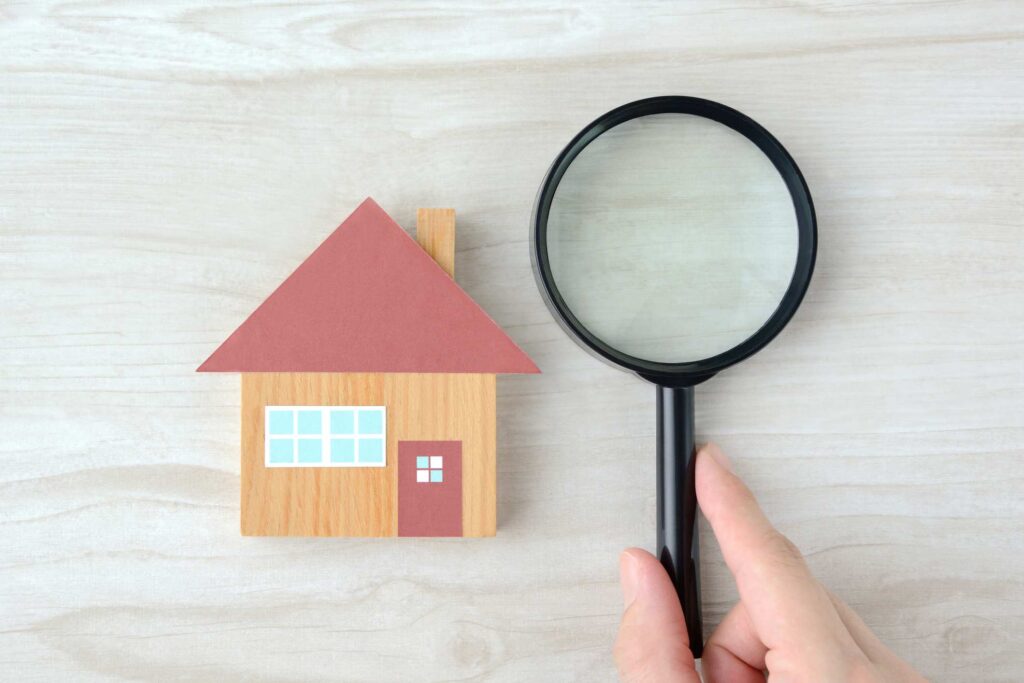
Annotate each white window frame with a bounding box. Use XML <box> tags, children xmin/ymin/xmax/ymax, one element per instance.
<box><xmin>264</xmin><ymin>405</ymin><xmax>386</xmax><ymax>468</ymax></box>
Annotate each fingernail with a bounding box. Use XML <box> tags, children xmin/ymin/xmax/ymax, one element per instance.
<box><xmin>620</xmin><ymin>551</ymin><xmax>642</xmax><ymax>608</ymax></box>
<box><xmin>705</xmin><ymin>444</ymin><xmax>733</xmax><ymax>472</ymax></box>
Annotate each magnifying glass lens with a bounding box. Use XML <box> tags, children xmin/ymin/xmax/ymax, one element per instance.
<box><xmin>546</xmin><ymin>113</ymin><xmax>799</xmax><ymax>363</ymax></box>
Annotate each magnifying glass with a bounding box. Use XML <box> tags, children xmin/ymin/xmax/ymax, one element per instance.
<box><xmin>531</xmin><ymin>96</ymin><xmax>816</xmax><ymax>658</ymax></box>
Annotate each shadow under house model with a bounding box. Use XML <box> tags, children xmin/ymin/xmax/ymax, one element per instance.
<box><xmin>198</xmin><ymin>198</ymin><xmax>539</xmax><ymax>537</ymax></box>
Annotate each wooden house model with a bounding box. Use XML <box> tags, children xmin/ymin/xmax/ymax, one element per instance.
<box><xmin>198</xmin><ymin>199</ymin><xmax>538</xmax><ymax>537</ymax></box>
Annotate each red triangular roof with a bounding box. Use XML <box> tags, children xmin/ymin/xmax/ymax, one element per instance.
<box><xmin>198</xmin><ymin>198</ymin><xmax>539</xmax><ymax>374</ymax></box>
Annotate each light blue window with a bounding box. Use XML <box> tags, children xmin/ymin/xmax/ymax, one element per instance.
<box><xmin>416</xmin><ymin>456</ymin><xmax>429</xmax><ymax>469</ymax></box>
<box><xmin>330</xmin><ymin>438</ymin><xmax>355</xmax><ymax>463</ymax></box>
<box><xmin>268</xmin><ymin>410</ymin><xmax>294</xmax><ymax>435</ymax></box>
<box><xmin>297</xmin><ymin>410</ymin><xmax>321</xmax><ymax>435</ymax></box>
<box><xmin>330</xmin><ymin>410</ymin><xmax>355</xmax><ymax>435</ymax></box>
<box><xmin>360</xmin><ymin>437</ymin><xmax>384</xmax><ymax>463</ymax></box>
<box><xmin>266</xmin><ymin>405</ymin><xmax>385</xmax><ymax>468</ymax></box>
<box><xmin>430</xmin><ymin>469</ymin><xmax>443</xmax><ymax>483</ymax></box>
<box><xmin>269</xmin><ymin>438</ymin><xmax>294</xmax><ymax>464</ymax></box>
<box><xmin>297</xmin><ymin>438</ymin><xmax>322</xmax><ymax>463</ymax></box>
<box><xmin>358</xmin><ymin>409</ymin><xmax>383</xmax><ymax>435</ymax></box>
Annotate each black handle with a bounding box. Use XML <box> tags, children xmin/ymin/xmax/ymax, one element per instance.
<box><xmin>656</xmin><ymin>384</ymin><xmax>703</xmax><ymax>659</ymax></box>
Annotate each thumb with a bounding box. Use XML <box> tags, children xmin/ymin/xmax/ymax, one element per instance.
<box><xmin>614</xmin><ymin>548</ymin><xmax>699</xmax><ymax>683</ymax></box>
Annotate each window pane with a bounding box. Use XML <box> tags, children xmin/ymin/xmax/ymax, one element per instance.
<box><xmin>297</xmin><ymin>410</ymin><xmax>322</xmax><ymax>435</ymax></box>
<box><xmin>297</xmin><ymin>438</ymin><xmax>322</xmax><ymax>463</ymax></box>
<box><xmin>359</xmin><ymin>437</ymin><xmax>384</xmax><ymax>463</ymax></box>
<box><xmin>330</xmin><ymin>438</ymin><xmax>355</xmax><ymax>463</ymax></box>
<box><xmin>416</xmin><ymin>470</ymin><xmax>429</xmax><ymax>483</ymax></box>
<box><xmin>416</xmin><ymin>456</ymin><xmax>429</xmax><ymax>469</ymax></box>
<box><xmin>430</xmin><ymin>456</ymin><xmax>443</xmax><ymax>469</ymax></box>
<box><xmin>330</xmin><ymin>410</ymin><xmax>355</xmax><ymax>435</ymax></box>
<box><xmin>268</xmin><ymin>410</ymin><xmax>294</xmax><ymax>435</ymax></box>
<box><xmin>357</xmin><ymin>409</ymin><xmax>383</xmax><ymax>435</ymax></box>
<box><xmin>269</xmin><ymin>438</ymin><xmax>294</xmax><ymax>463</ymax></box>
<box><xmin>430</xmin><ymin>469</ymin><xmax>443</xmax><ymax>483</ymax></box>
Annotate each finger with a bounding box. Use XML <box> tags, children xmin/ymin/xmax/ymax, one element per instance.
<box><xmin>695</xmin><ymin>444</ymin><xmax>854</xmax><ymax>660</ymax></box>
<box><xmin>826</xmin><ymin>591</ymin><xmax>890</xmax><ymax>662</ymax></box>
<box><xmin>702</xmin><ymin>602</ymin><xmax>766</xmax><ymax>683</ymax></box>
<box><xmin>827</xmin><ymin>591</ymin><xmax>927</xmax><ymax>681</ymax></box>
<box><xmin>614</xmin><ymin>548</ymin><xmax>699</xmax><ymax>683</ymax></box>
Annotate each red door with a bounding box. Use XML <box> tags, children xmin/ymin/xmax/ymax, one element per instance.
<box><xmin>398</xmin><ymin>441</ymin><xmax>462</xmax><ymax>537</ymax></box>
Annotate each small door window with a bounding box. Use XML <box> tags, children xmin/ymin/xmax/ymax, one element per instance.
<box><xmin>415</xmin><ymin>455</ymin><xmax>443</xmax><ymax>483</ymax></box>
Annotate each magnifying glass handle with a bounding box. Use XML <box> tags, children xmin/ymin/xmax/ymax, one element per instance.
<box><xmin>656</xmin><ymin>384</ymin><xmax>703</xmax><ymax>659</ymax></box>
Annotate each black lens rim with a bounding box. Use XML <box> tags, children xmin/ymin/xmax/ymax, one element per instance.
<box><xmin>531</xmin><ymin>95</ymin><xmax>817</xmax><ymax>386</ymax></box>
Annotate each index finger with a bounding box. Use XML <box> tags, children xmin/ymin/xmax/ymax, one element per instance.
<box><xmin>696</xmin><ymin>444</ymin><xmax>854</xmax><ymax>659</ymax></box>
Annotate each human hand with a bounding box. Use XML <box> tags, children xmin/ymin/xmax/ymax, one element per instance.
<box><xmin>614</xmin><ymin>443</ymin><xmax>927</xmax><ymax>682</ymax></box>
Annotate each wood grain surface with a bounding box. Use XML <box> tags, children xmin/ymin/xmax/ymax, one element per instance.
<box><xmin>1</xmin><ymin>1</ymin><xmax>1022</xmax><ymax>681</ymax></box>
<box><xmin>417</xmin><ymin>208</ymin><xmax>456</xmax><ymax>278</ymax></box>
<box><xmin>240</xmin><ymin>372</ymin><xmax>495</xmax><ymax>537</ymax></box>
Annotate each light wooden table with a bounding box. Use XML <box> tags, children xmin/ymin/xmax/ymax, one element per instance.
<box><xmin>2</xmin><ymin>2</ymin><xmax>1022</xmax><ymax>680</ymax></box>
